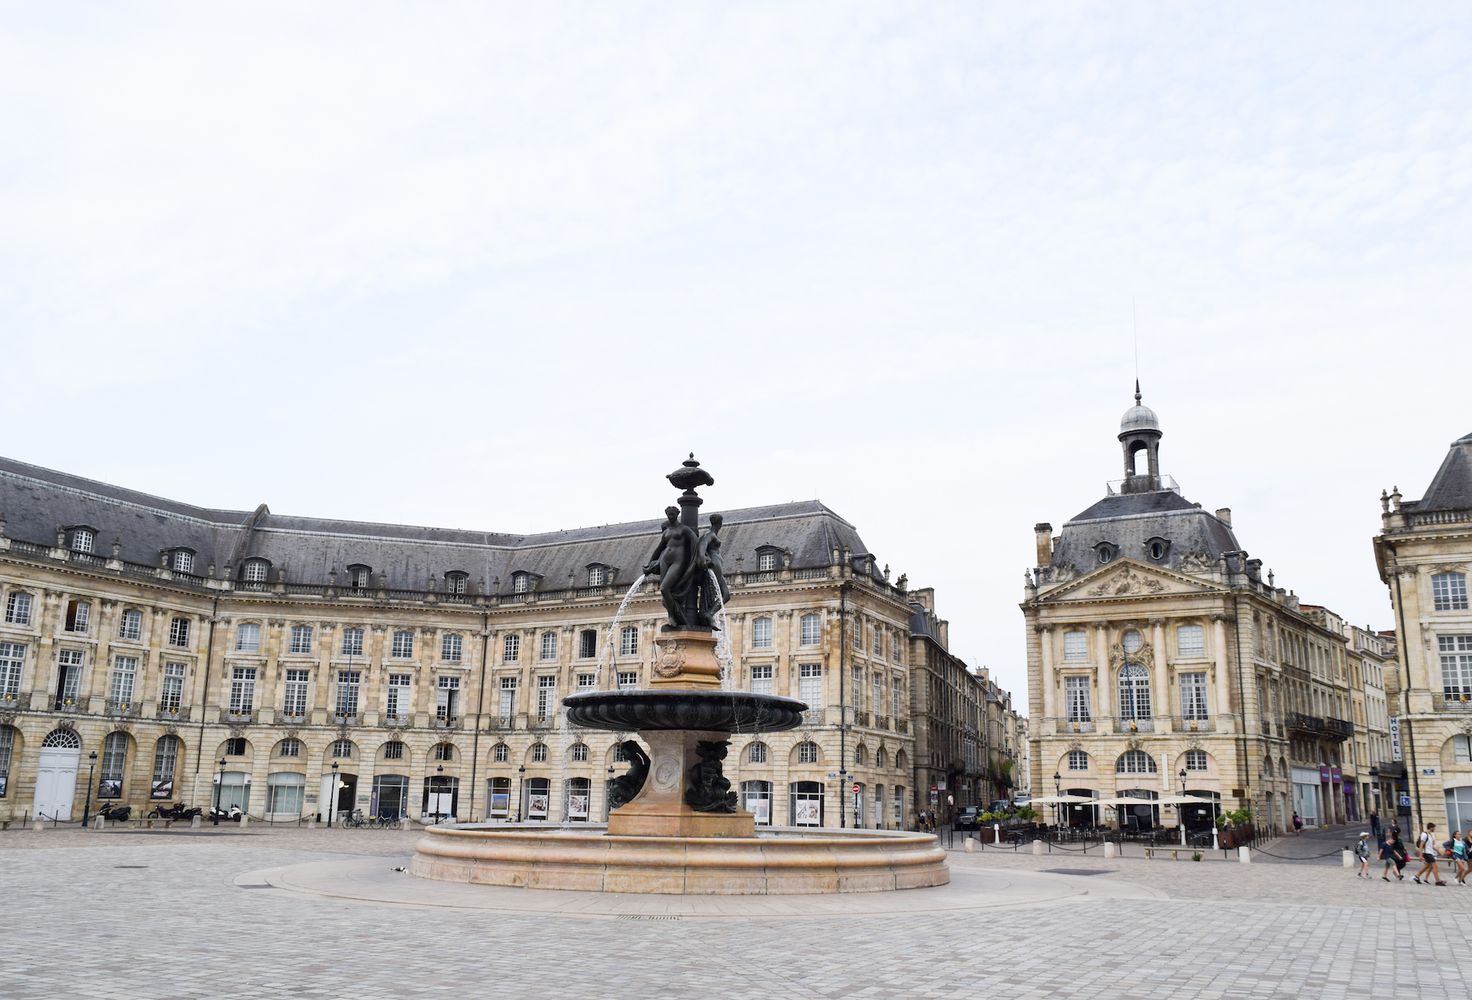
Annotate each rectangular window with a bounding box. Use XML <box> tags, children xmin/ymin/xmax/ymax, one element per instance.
<box><xmin>751</xmin><ymin>664</ymin><xmax>773</xmax><ymax>695</ymax></box>
<box><xmin>1440</xmin><ymin>635</ymin><xmax>1472</xmax><ymax>699</ymax></box>
<box><xmin>335</xmin><ymin>670</ymin><xmax>361</xmax><ymax>716</ymax></box>
<box><xmin>540</xmin><ymin>632</ymin><xmax>557</xmax><ymax>660</ymax></box>
<box><xmin>617</xmin><ymin>671</ymin><xmax>638</xmax><ymax>689</ymax></box>
<box><xmin>391</xmin><ymin>630</ymin><xmax>414</xmax><ymax>659</ymax></box>
<box><xmin>1434</xmin><ymin>573</ymin><xmax>1470</xmax><ymax>612</ymax></box>
<box><xmin>118</xmin><ymin>609</ymin><xmax>142</xmax><ymax>641</ymax></box>
<box><xmin>1177</xmin><ymin>624</ymin><xmax>1205</xmax><ymax>658</ymax></box>
<box><xmin>386</xmin><ymin>673</ymin><xmax>412</xmax><ymax>718</ymax></box>
<box><xmin>65</xmin><ymin>600</ymin><xmax>90</xmax><ymax>632</ymax></box>
<box><xmin>578</xmin><ymin>630</ymin><xmax>597</xmax><ymax>659</ymax></box>
<box><xmin>289</xmin><ymin>625</ymin><xmax>314</xmax><ymax>655</ymax></box>
<box><xmin>799</xmin><ymin>663</ymin><xmax>822</xmax><ymax>708</ymax></box>
<box><xmin>170</xmin><ymin>617</ymin><xmax>191</xmax><ymax>648</ymax></box>
<box><xmin>1067</xmin><ymin>749</ymin><xmax>1089</xmax><ymax>771</ymax></box>
<box><xmin>341</xmin><ymin>628</ymin><xmax>364</xmax><ymax>657</ymax></box>
<box><xmin>160</xmin><ymin>662</ymin><xmax>185</xmax><ymax>712</ymax></box>
<box><xmin>872</xmin><ymin>627</ymin><xmax>882</xmax><ymax>656</ymax></box>
<box><xmin>891</xmin><ymin>631</ymin><xmax>901</xmax><ymax>662</ymax></box>
<box><xmin>576</xmin><ymin>673</ymin><xmax>595</xmax><ymax>690</ymax></box>
<box><xmin>58</xmin><ymin>649</ymin><xmax>83</xmax><ymax>703</ymax></box>
<box><xmin>1063</xmin><ymin>630</ymin><xmax>1087</xmax><ymax>661</ymax></box>
<box><xmin>440</xmin><ymin>633</ymin><xmax>463</xmax><ymax>662</ymax></box>
<box><xmin>283</xmin><ymin>669</ymin><xmax>309</xmax><ymax>717</ymax></box>
<box><xmin>873</xmin><ymin>674</ymin><xmax>884</xmax><ymax>715</ymax></box>
<box><xmin>229</xmin><ymin>667</ymin><xmax>257</xmax><ymax>714</ymax></box>
<box><xmin>851</xmin><ymin>666</ymin><xmax>863</xmax><ymax>709</ymax></box>
<box><xmin>502</xmin><ymin>634</ymin><xmax>520</xmax><ymax>662</ymax></box>
<box><xmin>619</xmin><ymin>628</ymin><xmax>638</xmax><ymax>657</ymax></box>
<box><xmin>0</xmin><ymin>643</ymin><xmax>23</xmax><ymax>698</ymax></box>
<box><xmin>1065</xmin><ymin>676</ymin><xmax>1092</xmax><ymax>722</ymax></box>
<box><xmin>892</xmin><ymin>677</ymin><xmax>903</xmax><ymax>716</ymax></box>
<box><xmin>234</xmin><ymin>622</ymin><xmax>260</xmax><ymax>653</ymax></box>
<box><xmin>1180</xmin><ymin>671</ymin><xmax>1209</xmax><ymax>719</ymax></box>
<box><xmin>801</xmin><ymin>615</ymin><xmax>822</xmax><ymax>646</ymax></box>
<box><xmin>536</xmin><ymin>675</ymin><xmax>556</xmax><ymax>718</ymax></box>
<box><xmin>752</xmin><ymin>618</ymin><xmax>773</xmax><ymax>649</ymax></box>
<box><xmin>4</xmin><ymin>592</ymin><xmax>32</xmax><ymax>626</ymax></box>
<box><xmin>437</xmin><ymin>675</ymin><xmax>461</xmax><ymax>721</ymax></box>
<box><xmin>498</xmin><ymin>676</ymin><xmax>517</xmax><ymax>719</ymax></box>
<box><xmin>109</xmin><ymin>655</ymin><xmax>138</xmax><ymax>705</ymax></box>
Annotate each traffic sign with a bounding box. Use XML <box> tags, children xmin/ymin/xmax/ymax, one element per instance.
<box><xmin>852</xmin><ymin>783</ymin><xmax>860</xmax><ymax>795</ymax></box>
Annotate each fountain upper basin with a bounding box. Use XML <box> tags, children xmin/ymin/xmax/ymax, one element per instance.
<box><xmin>562</xmin><ymin>689</ymin><xmax>806</xmax><ymax>734</ymax></box>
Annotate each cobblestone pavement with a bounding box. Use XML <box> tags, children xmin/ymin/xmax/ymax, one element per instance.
<box><xmin>5</xmin><ymin>826</ymin><xmax>1472</xmax><ymax>999</ymax></box>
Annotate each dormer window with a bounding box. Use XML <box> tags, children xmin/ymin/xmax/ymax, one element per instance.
<box><xmin>1144</xmin><ymin>537</ymin><xmax>1171</xmax><ymax>563</ymax></box>
<box><xmin>512</xmin><ymin>572</ymin><xmax>530</xmax><ymax>594</ymax></box>
<box><xmin>69</xmin><ymin>527</ymin><xmax>95</xmax><ymax>554</ymax></box>
<box><xmin>445</xmin><ymin>571</ymin><xmax>469</xmax><ymax>595</ymax></box>
<box><xmin>1094</xmin><ymin>542</ymin><xmax>1117</xmax><ymax>565</ymax></box>
<box><xmin>172</xmin><ymin>549</ymin><xmax>195</xmax><ymax>574</ymax></box>
<box><xmin>346</xmin><ymin>564</ymin><xmax>371</xmax><ymax>591</ymax></box>
<box><xmin>241</xmin><ymin>558</ymin><xmax>271</xmax><ymax>584</ymax></box>
<box><xmin>755</xmin><ymin>546</ymin><xmax>782</xmax><ymax>572</ymax></box>
<box><xmin>587</xmin><ymin>564</ymin><xmax>609</xmax><ymax>587</ymax></box>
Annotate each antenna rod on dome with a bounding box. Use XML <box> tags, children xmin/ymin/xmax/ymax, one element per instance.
<box><xmin>1132</xmin><ymin>296</ymin><xmax>1140</xmax><ymax>393</ymax></box>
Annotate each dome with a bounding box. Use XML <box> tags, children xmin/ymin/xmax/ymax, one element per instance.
<box><xmin>1120</xmin><ymin>402</ymin><xmax>1159</xmax><ymax>434</ymax></box>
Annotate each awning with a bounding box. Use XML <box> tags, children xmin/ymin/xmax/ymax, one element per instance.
<box><xmin>1028</xmin><ymin>794</ymin><xmax>1096</xmax><ymax>805</ymax></box>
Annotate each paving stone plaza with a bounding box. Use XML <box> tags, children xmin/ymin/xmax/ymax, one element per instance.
<box><xmin>6</xmin><ymin>826</ymin><xmax>1471</xmax><ymax>999</ymax></box>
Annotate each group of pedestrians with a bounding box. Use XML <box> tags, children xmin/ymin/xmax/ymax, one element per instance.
<box><xmin>1355</xmin><ymin>810</ymin><xmax>1471</xmax><ymax>885</ymax></box>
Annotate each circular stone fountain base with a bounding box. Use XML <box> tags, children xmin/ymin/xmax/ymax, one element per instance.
<box><xmin>410</xmin><ymin>825</ymin><xmax>949</xmax><ymax>895</ymax></box>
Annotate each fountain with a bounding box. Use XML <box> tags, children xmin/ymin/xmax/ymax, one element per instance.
<box><xmin>410</xmin><ymin>455</ymin><xmax>948</xmax><ymax>893</ymax></box>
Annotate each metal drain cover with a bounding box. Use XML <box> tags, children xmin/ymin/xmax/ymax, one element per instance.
<box><xmin>113</xmin><ymin>865</ymin><xmax>149</xmax><ymax>869</ymax></box>
<box><xmin>617</xmin><ymin>914</ymin><xmax>681</xmax><ymax>921</ymax></box>
<box><xmin>237</xmin><ymin>884</ymin><xmax>275</xmax><ymax>890</ymax></box>
<box><xmin>1041</xmin><ymin>868</ymin><xmax>1113</xmax><ymax>876</ymax></box>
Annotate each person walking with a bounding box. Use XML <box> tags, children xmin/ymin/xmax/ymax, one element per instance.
<box><xmin>1355</xmin><ymin>833</ymin><xmax>1372</xmax><ymax>878</ymax></box>
<box><xmin>1413</xmin><ymin>822</ymin><xmax>1447</xmax><ymax>885</ymax></box>
<box><xmin>1369</xmin><ymin>809</ymin><xmax>1382</xmax><ymax>841</ymax></box>
<box><xmin>1451</xmin><ymin>829</ymin><xmax>1468</xmax><ymax>885</ymax></box>
<box><xmin>1380</xmin><ymin>831</ymin><xmax>1403</xmax><ymax>881</ymax></box>
<box><xmin>1292</xmin><ymin>811</ymin><xmax>1303</xmax><ymax>835</ymax></box>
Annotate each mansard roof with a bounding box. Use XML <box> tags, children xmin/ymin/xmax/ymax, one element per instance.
<box><xmin>1404</xmin><ymin>432</ymin><xmax>1472</xmax><ymax>514</ymax></box>
<box><xmin>0</xmin><ymin>455</ymin><xmax>872</xmax><ymax>592</ymax></box>
<box><xmin>1049</xmin><ymin>485</ymin><xmax>1239</xmax><ymax>579</ymax></box>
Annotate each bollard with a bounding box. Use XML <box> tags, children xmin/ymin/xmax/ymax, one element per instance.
<box><xmin>31</xmin><ymin>818</ymin><xmax>43</xmax><ymax>832</ymax></box>
<box><xmin>93</xmin><ymin>815</ymin><xmax>105</xmax><ymax>830</ymax></box>
<box><xmin>1341</xmin><ymin>849</ymin><xmax>1354</xmax><ymax>868</ymax></box>
<box><xmin>964</xmin><ymin>837</ymin><xmax>976</xmax><ymax>853</ymax></box>
<box><xmin>191</xmin><ymin>815</ymin><xmax>202</xmax><ymax>829</ymax></box>
<box><xmin>1238</xmin><ymin>846</ymin><xmax>1251</xmax><ymax>863</ymax></box>
<box><xmin>992</xmin><ymin>823</ymin><xmax>1001</xmax><ymax>844</ymax></box>
<box><xmin>1031</xmin><ymin>838</ymin><xmax>1045</xmax><ymax>856</ymax></box>
<box><xmin>238</xmin><ymin>815</ymin><xmax>249</xmax><ymax>828</ymax></box>
<box><xmin>1103</xmin><ymin>842</ymin><xmax>1118</xmax><ymax>859</ymax></box>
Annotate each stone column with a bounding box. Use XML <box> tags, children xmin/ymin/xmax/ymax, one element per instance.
<box><xmin>1150</xmin><ymin>618</ymin><xmax>1169</xmax><ymax>722</ymax></box>
<box><xmin>1095</xmin><ymin>623</ymin><xmax>1112</xmax><ymax>723</ymax></box>
<box><xmin>1212</xmin><ymin>614</ymin><xmax>1231</xmax><ymax>729</ymax></box>
<box><xmin>1037</xmin><ymin>626</ymin><xmax>1055</xmax><ymax>732</ymax></box>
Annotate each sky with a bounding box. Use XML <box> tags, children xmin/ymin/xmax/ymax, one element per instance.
<box><xmin>2</xmin><ymin>3</ymin><xmax>1470</xmax><ymax>703</ymax></box>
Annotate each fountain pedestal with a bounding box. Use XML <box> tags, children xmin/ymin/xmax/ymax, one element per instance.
<box><xmin>608</xmin><ymin>728</ymin><xmax>755</xmax><ymax>838</ymax></box>
<box><xmin>649</xmin><ymin>629</ymin><xmax>723</xmax><ymax>689</ymax></box>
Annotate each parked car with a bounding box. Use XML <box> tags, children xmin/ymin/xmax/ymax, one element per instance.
<box><xmin>955</xmin><ymin>807</ymin><xmax>980</xmax><ymax>831</ymax></box>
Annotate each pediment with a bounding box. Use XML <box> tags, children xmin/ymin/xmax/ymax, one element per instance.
<box><xmin>1039</xmin><ymin>559</ymin><xmax>1222</xmax><ymax>603</ymax></box>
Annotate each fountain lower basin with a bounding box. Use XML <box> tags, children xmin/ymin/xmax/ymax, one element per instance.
<box><xmin>409</xmin><ymin>824</ymin><xmax>950</xmax><ymax>894</ymax></box>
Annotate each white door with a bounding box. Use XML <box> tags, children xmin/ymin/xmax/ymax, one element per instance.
<box><xmin>35</xmin><ymin>746</ymin><xmax>81</xmax><ymax>821</ymax></box>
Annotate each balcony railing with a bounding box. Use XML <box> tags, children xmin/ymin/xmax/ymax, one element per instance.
<box><xmin>1118</xmin><ymin>716</ymin><xmax>1154</xmax><ymax>733</ymax></box>
<box><xmin>156</xmin><ymin>705</ymin><xmax>190</xmax><ymax>722</ymax></box>
<box><xmin>1435</xmin><ymin>693</ymin><xmax>1472</xmax><ymax>711</ymax></box>
<box><xmin>383</xmin><ymin>714</ymin><xmax>411</xmax><ymax>728</ymax></box>
<box><xmin>855</xmin><ymin>710</ymin><xmax>871</xmax><ymax>727</ymax></box>
<box><xmin>1174</xmin><ymin>716</ymin><xmax>1213</xmax><ymax>733</ymax></box>
<box><xmin>1064</xmin><ymin>718</ymin><xmax>1095</xmax><ymax>733</ymax></box>
<box><xmin>433</xmin><ymin>715</ymin><xmax>462</xmax><ymax>730</ymax></box>
<box><xmin>104</xmin><ymin>699</ymin><xmax>140</xmax><ymax>718</ymax></box>
<box><xmin>280</xmin><ymin>711</ymin><xmax>307</xmax><ymax>724</ymax></box>
<box><xmin>0</xmin><ymin>692</ymin><xmax>31</xmax><ymax>711</ymax></box>
<box><xmin>331</xmin><ymin>712</ymin><xmax>359</xmax><ymax>726</ymax></box>
<box><xmin>487</xmin><ymin>715</ymin><xmax>516</xmax><ymax>731</ymax></box>
<box><xmin>225</xmin><ymin>709</ymin><xmax>256</xmax><ymax>724</ymax></box>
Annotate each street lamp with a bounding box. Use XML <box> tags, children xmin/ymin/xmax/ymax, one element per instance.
<box><xmin>435</xmin><ymin>764</ymin><xmax>445</xmax><ymax>823</ymax></box>
<box><xmin>82</xmin><ymin>750</ymin><xmax>98</xmax><ymax>827</ymax></box>
<box><xmin>213</xmin><ymin>757</ymin><xmax>226</xmax><ymax>825</ymax></box>
<box><xmin>607</xmin><ymin>765</ymin><xmax>615</xmax><ymax>822</ymax></box>
<box><xmin>838</xmin><ymin>766</ymin><xmax>847</xmax><ymax>829</ymax></box>
<box><xmin>1053</xmin><ymin>771</ymin><xmax>1061</xmax><ymax>829</ymax></box>
<box><xmin>515</xmin><ymin>765</ymin><xmax>526</xmax><ymax>823</ymax></box>
<box><xmin>1178</xmin><ymin>768</ymin><xmax>1188</xmax><ymax>847</ymax></box>
<box><xmin>328</xmin><ymin>761</ymin><xmax>339</xmax><ymax>828</ymax></box>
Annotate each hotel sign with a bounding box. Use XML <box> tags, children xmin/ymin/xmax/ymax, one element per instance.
<box><xmin>1389</xmin><ymin>716</ymin><xmax>1402</xmax><ymax>761</ymax></box>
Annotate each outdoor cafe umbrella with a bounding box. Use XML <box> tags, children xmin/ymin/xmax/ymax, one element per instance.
<box><xmin>1027</xmin><ymin>794</ymin><xmax>1095</xmax><ymax>805</ymax></box>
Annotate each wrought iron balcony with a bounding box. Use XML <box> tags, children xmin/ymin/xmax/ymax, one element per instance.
<box><xmin>433</xmin><ymin>715</ymin><xmax>462</xmax><ymax>730</ymax></box>
<box><xmin>156</xmin><ymin>705</ymin><xmax>190</xmax><ymax>722</ymax></box>
<box><xmin>383</xmin><ymin>713</ymin><xmax>412</xmax><ymax>728</ymax></box>
<box><xmin>105</xmin><ymin>699</ymin><xmax>140</xmax><ymax>718</ymax></box>
<box><xmin>225</xmin><ymin>709</ymin><xmax>256</xmax><ymax>724</ymax></box>
<box><xmin>1174</xmin><ymin>716</ymin><xmax>1214</xmax><ymax>733</ymax></box>
<box><xmin>1117</xmin><ymin>716</ymin><xmax>1154</xmax><ymax>733</ymax></box>
<box><xmin>0</xmin><ymin>691</ymin><xmax>30</xmax><ymax>711</ymax></box>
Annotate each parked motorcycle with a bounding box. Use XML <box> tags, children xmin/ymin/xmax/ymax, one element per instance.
<box><xmin>147</xmin><ymin>802</ymin><xmax>202</xmax><ymax>821</ymax></box>
<box><xmin>208</xmin><ymin>804</ymin><xmax>242</xmax><ymax>822</ymax></box>
<box><xmin>98</xmin><ymin>804</ymin><xmax>132</xmax><ymax>822</ymax></box>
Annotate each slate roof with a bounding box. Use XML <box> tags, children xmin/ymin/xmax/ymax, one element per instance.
<box><xmin>1404</xmin><ymin>432</ymin><xmax>1472</xmax><ymax>514</ymax></box>
<box><xmin>0</xmin><ymin>456</ymin><xmax>874</xmax><ymax>593</ymax></box>
<box><xmin>1049</xmin><ymin>484</ymin><xmax>1240</xmax><ymax>577</ymax></box>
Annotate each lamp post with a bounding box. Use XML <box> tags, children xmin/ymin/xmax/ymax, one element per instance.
<box><xmin>838</xmin><ymin>766</ymin><xmax>847</xmax><ymax>829</ymax></box>
<box><xmin>435</xmin><ymin>764</ymin><xmax>445</xmax><ymax>823</ymax></box>
<box><xmin>1178</xmin><ymin>768</ymin><xmax>1188</xmax><ymax>847</ymax></box>
<box><xmin>1053</xmin><ymin>771</ymin><xmax>1061</xmax><ymax>829</ymax></box>
<box><xmin>606</xmin><ymin>765</ymin><xmax>615</xmax><ymax>822</ymax></box>
<box><xmin>515</xmin><ymin>765</ymin><xmax>526</xmax><ymax>823</ymax></box>
<box><xmin>82</xmin><ymin>750</ymin><xmax>98</xmax><ymax>827</ymax></box>
<box><xmin>328</xmin><ymin>761</ymin><xmax>339</xmax><ymax>828</ymax></box>
<box><xmin>213</xmin><ymin>757</ymin><xmax>226</xmax><ymax>825</ymax></box>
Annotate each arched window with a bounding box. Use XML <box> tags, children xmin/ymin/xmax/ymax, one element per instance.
<box><xmin>1067</xmin><ymin>750</ymin><xmax>1089</xmax><ymax>771</ymax></box>
<box><xmin>1452</xmin><ymin>734</ymin><xmax>1471</xmax><ymax>764</ymax></box>
<box><xmin>492</xmin><ymin>743</ymin><xmax>509</xmax><ymax>763</ymax></box>
<box><xmin>172</xmin><ymin>549</ymin><xmax>195</xmax><ymax>574</ymax></box>
<box><xmin>42</xmin><ymin>728</ymin><xmax>81</xmax><ymax>749</ymax></box>
<box><xmin>571</xmin><ymin>743</ymin><xmax>589</xmax><ymax>763</ymax></box>
<box><xmin>752</xmin><ymin>617</ymin><xmax>773</xmax><ymax>649</ymax></box>
<box><xmin>432</xmin><ymin>743</ymin><xmax>455</xmax><ymax>762</ymax></box>
<box><xmin>894</xmin><ymin>750</ymin><xmax>907</xmax><ymax>771</ymax></box>
<box><xmin>241</xmin><ymin>558</ymin><xmax>271</xmax><ymax>584</ymax></box>
<box><xmin>1095</xmin><ymin>542</ymin><xmax>1117</xmax><ymax>565</ymax></box>
<box><xmin>1145</xmin><ymin>537</ymin><xmax>1171</xmax><ymax>563</ymax></box>
<box><xmin>381</xmin><ymin>741</ymin><xmax>406</xmax><ymax>761</ymax></box>
<box><xmin>1116</xmin><ymin>750</ymin><xmax>1156</xmax><ymax>774</ymax></box>
<box><xmin>274</xmin><ymin>739</ymin><xmax>302</xmax><ymax>758</ymax></box>
<box><xmin>587</xmin><ymin>565</ymin><xmax>609</xmax><ymax>587</ymax></box>
<box><xmin>444</xmin><ymin>571</ymin><xmax>469</xmax><ymax>595</ymax></box>
<box><xmin>854</xmin><ymin>743</ymin><xmax>868</xmax><ymax>767</ymax></box>
<box><xmin>799</xmin><ymin>613</ymin><xmax>821</xmax><ymax>646</ymax></box>
<box><xmin>875</xmin><ymin>748</ymin><xmax>888</xmax><ymax>769</ymax></box>
<box><xmin>747</xmin><ymin>742</ymin><xmax>768</xmax><ymax>764</ymax></box>
<box><xmin>151</xmin><ymin>735</ymin><xmax>180</xmax><ymax>797</ymax></box>
<box><xmin>796</xmin><ymin>741</ymin><xmax>820</xmax><ymax>764</ymax></box>
<box><xmin>69</xmin><ymin>527</ymin><xmax>95</xmax><ymax>553</ymax></box>
<box><xmin>531</xmin><ymin>743</ymin><xmax>548</xmax><ymax>763</ymax></box>
<box><xmin>0</xmin><ymin>725</ymin><xmax>15</xmax><ymax>792</ymax></box>
<box><xmin>100</xmin><ymin>732</ymin><xmax>128</xmax><ymax>798</ymax></box>
<box><xmin>540</xmin><ymin>632</ymin><xmax>558</xmax><ymax>661</ymax></box>
<box><xmin>220</xmin><ymin>737</ymin><xmax>248</xmax><ymax>757</ymax></box>
<box><xmin>619</xmin><ymin>626</ymin><xmax>638</xmax><ymax>657</ymax></box>
<box><xmin>346</xmin><ymin>564</ymin><xmax>371</xmax><ymax>591</ymax></box>
<box><xmin>1184</xmin><ymin>749</ymin><xmax>1209</xmax><ymax>771</ymax></box>
<box><xmin>330</xmin><ymin>738</ymin><xmax>355</xmax><ymax>759</ymax></box>
<box><xmin>1118</xmin><ymin>663</ymin><xmax>1152</xmax><ymax>720</ymax></box>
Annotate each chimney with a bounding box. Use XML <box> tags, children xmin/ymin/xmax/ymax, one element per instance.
<box><xmin>1215</xmin><ymin>508</ymin><xmax>1232</xmax><ymax>526</ymax></box>
<box><xmin>1033</xmin><ymin>523</ymin><xmax>1053</xmax><ymax>565</ymax></box>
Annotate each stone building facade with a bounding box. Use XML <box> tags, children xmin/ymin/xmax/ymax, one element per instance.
<box><xmin>1023</xmin><ymin>389</ymin><xmax>1386</xmax><ymax>835</ymax></box>
<box><xmin>0</xmin><ymin>456</ymin><xmax>928</xmax><ymax>831</ymax></box>
<box><xmin>1374</xmin><ymin>431</ymin><xmax>1472</xmax><ymax>833</ymax></box>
